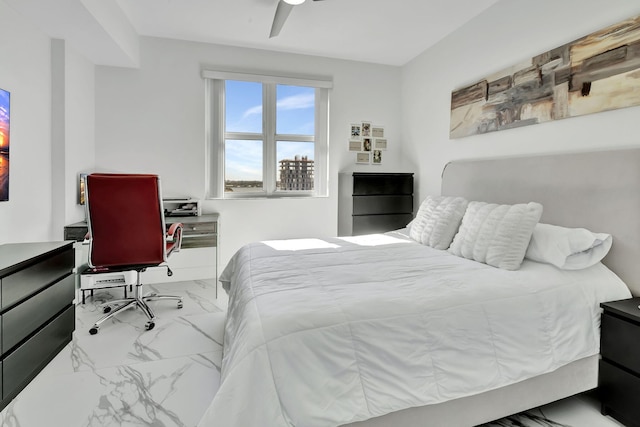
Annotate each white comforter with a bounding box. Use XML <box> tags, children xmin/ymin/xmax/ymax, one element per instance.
<box><xmin>197</xmin><ymin>232</ymin><xmax>631</xmax><ymax>427</ymax></box>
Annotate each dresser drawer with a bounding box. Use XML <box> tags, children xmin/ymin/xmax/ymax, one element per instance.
<box><xmin>1</xmin><ymin>247</ymin><xmax>73</xmax><ymax>310</ymax></box>
<box><xmin>2</xmin><ymin>274</ymin><xmax>75</xmax><ymax>353</ymax></box>
<box><xmin>353</xmin><ymin>173</ymin><xmax>413</xmax><ymax>196</ymax></box>
<box><xmin>353</xmin><ymin>195</ymin><xmax>413</xmax><ymax>215</ymax></box>
<box><xmin>601</xmin><ymin>312</ymin><xmax>640</xmax><ymax>375</ymax></box>
<box><xmin>3</xmin><ymin>305</ymin><xmax>74</xmax><ymax>400</ymax></box>
<box><xmin>353</xmin><ymin>213</ymin><xmax>413</xmax><ymax>236</ymax></box>
<box><xmin>599</xmin><ymin>360</ymin><xmax>640</xmax><ymax>427</ymax></box>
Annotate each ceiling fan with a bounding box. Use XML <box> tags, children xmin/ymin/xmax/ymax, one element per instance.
<box><xmin>269</xmin><ymin>0</ymin><xmax>324</xmax><ymax>38</ymax></box>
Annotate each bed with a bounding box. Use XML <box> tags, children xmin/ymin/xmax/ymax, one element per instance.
<box><xmin>198</xmin><ymin>147</ymin><xmax>640</xmax><ymax>427</ymax></box>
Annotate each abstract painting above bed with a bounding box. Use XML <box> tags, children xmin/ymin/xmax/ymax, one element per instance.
<box><xmin>450</xmin><ymin>15</ymin><xmax>640</xmax><ymax>138</ymax></box>
<box><xmin>197</xmin><ymin>231</ymin><xmax>630</xmax><ymax>427</ymax></box>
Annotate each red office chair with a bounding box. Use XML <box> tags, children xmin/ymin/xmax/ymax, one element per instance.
<box><xmin>84</xmin><ymin>173</ymin><xmax>183</xmax><ymax>334</ymax></box>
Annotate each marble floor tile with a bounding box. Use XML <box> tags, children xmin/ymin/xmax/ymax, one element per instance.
<box><xmin>530</xmin><ymin>393</ymin><xmax>625</xmax><ymax>427</ymax></box>
<box><xmin>0</xmin><ymin>279</ymin><xmax>224</xmax><ymax>427</ymax></box>
<box><xmin>43</xmin><ymin>310</ymin><xmax>225</xmax><ymax>375</ymax></box>
<box><xmin>1</xmin><ymin>352</ymin><xmax>221</xmax><ymax>427</ymax></box>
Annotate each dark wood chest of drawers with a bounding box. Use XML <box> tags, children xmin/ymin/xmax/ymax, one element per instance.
<box><xmin>599</xmin><ymin>297</ymin><xmax>640</xmax><ymax>427</ymax></box>
<box><xmin>0</xmin><ymin>241</ymin><xmax>75</xmax><ymax>411</ymax></box>
<box><xmin>349</xmin><ymin>172</ymin><xmax>414</xmax><ymax>236</ymax></box>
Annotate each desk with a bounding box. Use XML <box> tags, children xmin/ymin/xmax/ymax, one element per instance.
<box><xmin>64</xmin><ymin>214</ymin><xmax>219</xmax><ymax>249</ymax></box>
<box><xmin>65</xmin><ymin>214</ymin><xmax>219</xmax><ymax>292</ymax></box>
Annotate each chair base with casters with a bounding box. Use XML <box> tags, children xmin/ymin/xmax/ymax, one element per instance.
<box><xmin>88</xmin><ymin>265</ymin><xmax>183</xmax><ymax>335</ymax></box>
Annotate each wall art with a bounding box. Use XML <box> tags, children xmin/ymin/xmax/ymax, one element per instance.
<box><xmin>450</xmin><ymin>15</ymin><xmax>640</xmax><ymax>139</ymax></box>
<box><xmin>0</xmin><ymin>88</ymin><xmax>9</xmax><ymax>201</ymax></box>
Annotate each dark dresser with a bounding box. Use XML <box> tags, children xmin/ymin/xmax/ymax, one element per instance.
<box><xmin>599</xmin><ymin>297</ymin><xmax>640</xmax><ymax>427</ymax></box>
<box><xmin>0</xmin><ymin>241</ymin><xmax>75</xmax><ymax>411</ymax></box>
<box><xmin>340</xmin><ymin>172</ymin><xmax>414</xmax><ymax>236</ymax></box>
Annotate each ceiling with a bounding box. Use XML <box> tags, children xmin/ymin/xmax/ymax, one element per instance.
<box><xmin>7</xmin><ymin>0</ymin><xmax>499</xmax><ymax>67</ymax></box>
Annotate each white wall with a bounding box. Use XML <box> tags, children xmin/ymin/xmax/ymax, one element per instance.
<box><xmin>64</xmin><ymin>43</ymin><xmax>95</xmax><ymax>227</ymax></box>
<box><xmin>0</xmin><ymin>1</ymin><xmax>53</xmax><ymax>243</ymax></box>
<box><xmin>402</xmin><ymin>0</ymin><xmax>640</xmax><ymax>202</ymax></box>
<box><xmin>0</xmin><ymin>2</ymin><xmax>96</xmax><ymax>244</ymax></box>
<box><xmin>94</xmin><ymin>37</ymin><xmax>406</xmax><ymax>268</ymax></box>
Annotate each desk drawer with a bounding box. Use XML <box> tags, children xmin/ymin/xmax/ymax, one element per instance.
<box><xmin>601</xmin><ymin>312</ymin><xmax>640</xmax><ymax>375</ymax></box>
<box><xmin>182</xmin><ymin>234</ymin><xmax>217</xmax><ymax>249</ymax></box>
<box><xmin>181</xmin><ymin>221</ymin><xmax>216</xmax><ymax>236</ymax></box>
<box><xmin>63</xmin><ymin>226</ymin><xmax>87</xmax><ymax>242</ymax></box>
<box><xmin>3</xmin><ymin>305</ymin><xmax>74</xmax><ymax>400</ymax></box>
<box><xmin>3</xmin><ymin>274</ymin><xmax>75</xmax><ymax>353</ymax></box>
<box><xmin>1</xmin><ymin>248</ymin><xmax>73</xmax><ymax>310</ymax></box>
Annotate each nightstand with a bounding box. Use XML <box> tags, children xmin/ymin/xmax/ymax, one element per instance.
<box><xmin>599</xmin><ymin>297</ymin><xmax>640</xmax><ymax>427</ymax></box>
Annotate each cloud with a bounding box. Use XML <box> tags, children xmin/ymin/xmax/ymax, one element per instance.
<box><xmin>225</xmin><ymin>140</ymin><xmax>262</xmax><ymax>180</ymax></box>
<box><xmin>242</xmin><ymin>105</ymin><xmax>262</xmax><ymax>120</ymax></box>
<box><xmin>277</xmin><ymin>93</ymin><xmax>315</xmax><ymax>111</ymax></box>
<box><xmin>240</xmin><ymin>93</ymin><xmax>314</xmax><ymax>120</ymax></box>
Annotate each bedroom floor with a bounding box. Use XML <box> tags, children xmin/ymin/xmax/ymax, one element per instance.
<box><xmin>0</xmin><ymin>279</ymin><xmax>626</xmax><ymax>427</ymax></box>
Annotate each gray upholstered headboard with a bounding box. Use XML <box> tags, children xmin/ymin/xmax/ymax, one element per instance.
<box><xmin>441</xmin><ymin>147</ymin><xmax>640</xmax><ymax>296</ymax></box>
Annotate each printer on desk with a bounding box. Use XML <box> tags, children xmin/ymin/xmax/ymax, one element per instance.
<box><xmin>163</xmin><ymin>198</ymin><xmax>201</xmax><ymax>217</ymax></box>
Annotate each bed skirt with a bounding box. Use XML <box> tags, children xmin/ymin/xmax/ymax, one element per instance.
<box><xmin>342</xmin><ymin>354</ymin><xmax>599</xmax><ymax>427</ymax></box>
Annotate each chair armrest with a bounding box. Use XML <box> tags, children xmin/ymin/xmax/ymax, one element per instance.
<box><xmin>166</xmin><ymin>222</ymin><xmax>183</xmax><ymax>253</ymax></box>
<box><xmin>167</xmin><ymin>222</ymin><xmax>182</xmax><ymax>237</ymax></box>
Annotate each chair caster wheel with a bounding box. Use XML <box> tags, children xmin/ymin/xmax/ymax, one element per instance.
<box><xmin>145</xmin><ymin>321</ymin><xmax>155</xmax><ymax>331</ymax></box>
<box><xmin>148</xmin><ymin>292</ymin><xmax>158</xmax><ymax>298</ymax></box>
<box><xmin>103</xmin><ymin>306</ymin><xmax>112</xmax><ymax>314</ymax></box>
<box><xmin>89</xmin><ymin>326</ymin><xmax>99</xmax><ymax>335</ymax></box>
<box><xmin>177</xmin><ymin>301</ymin><xmax>183</xmax><ymax>309</ymax></box>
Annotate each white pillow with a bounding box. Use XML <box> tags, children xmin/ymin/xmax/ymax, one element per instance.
<box><xmin>409</xmin><ymin>196</ymin><xmax>468</xmax><ymax>249</ymax></box>
<box><xmin>449</xmin><ymin>201</ymin><xmax>543</xmax><ymax>270</ymax></box>
<box><xmin>525</xmin><ymin>223</ymin><xmax>612</xmax><ymax>270</ymax></box>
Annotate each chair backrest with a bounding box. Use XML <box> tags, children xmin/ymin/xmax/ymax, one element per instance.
<box><xmin>85</xmin><ymin>173</ymin><xmax>167</xmax><ymax>269</ymax></box>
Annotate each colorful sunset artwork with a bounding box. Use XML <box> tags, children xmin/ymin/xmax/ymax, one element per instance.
<box><xmin>0</xmin><ymin>88</ymin><xmax>9</xmax><ymax>201</ymax></box>
<box><xmin>450</xmin><ymin>15</ymin><xmax>640</xmax><ymax>138</ymax></box>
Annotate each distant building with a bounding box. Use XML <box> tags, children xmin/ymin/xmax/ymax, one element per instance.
<box><xmin>279</xmin><ymin>155</ymin><xmax>314</xmax><ymax>190</ymax></box>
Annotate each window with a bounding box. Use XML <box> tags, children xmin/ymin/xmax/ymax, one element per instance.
<box><xmin>204</xmin><ymin>70</ymin><xmax>331</xmax><ymax>198</ymax></box>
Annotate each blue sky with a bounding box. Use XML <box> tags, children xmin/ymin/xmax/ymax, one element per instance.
<box><xmin>225</xmin><ymin>81</ymin><xmax>315</xmax><ymax>181</ymax></box>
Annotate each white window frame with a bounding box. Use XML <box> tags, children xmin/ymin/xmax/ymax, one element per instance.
<box><xmin>203</xmin><ymin>70</ymin><xmax>331</xmax><ymax>199</ymax></box>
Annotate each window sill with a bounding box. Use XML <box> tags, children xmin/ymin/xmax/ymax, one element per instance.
<box><xmin>206</xmin><ymin>192</ymin><xmax>328</xmax><ymax>200</ymax></box>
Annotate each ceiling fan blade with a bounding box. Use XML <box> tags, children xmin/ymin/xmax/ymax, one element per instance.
<box><xmin>269</xmin><ymin>0</ymin><xmax>295</xmax><ymax>38</ymax></box>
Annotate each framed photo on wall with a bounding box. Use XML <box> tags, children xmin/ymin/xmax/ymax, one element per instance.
<box><xmin>349</xmin><ymin>140</ymin><xmax>362</xmax><ymax>151</ymax></box>
<box><xmin>374</xmin><ymin>138</ymin><xmax>387</xmax><ymax>150</ymax></box>
<box><xmin>350</xmin><ymin>124</ymin><xmax>362</xmax><ymax>139</ymax></box>
<box><xmin>0</xmin><ymin>87</ymin><xmax>10</xmax><ymax>202</ymax></box>
<box><xmin>356</xmin><ymin>152</ymin><xmax>371</xmax><ymax>164</ymax></box>
<box><xmin>373</xmin><ymin>150</ymin><xmax>382</xmax><ymax>164</ymax></box>
<box><xmin>361</xmin><ymin>122</ymin><xmax>371</xmax><ymax>137</ymax></box>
